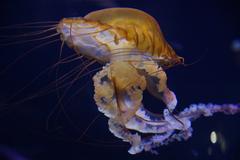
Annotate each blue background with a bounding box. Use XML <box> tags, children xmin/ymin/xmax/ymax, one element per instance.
<box><xmin>0</xmin><ymin>0</ymin><xmax>240</xmax><ymax>160</ymax></box>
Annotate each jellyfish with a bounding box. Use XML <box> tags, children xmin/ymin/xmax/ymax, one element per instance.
<box><xmin>55</xmin><ymin>8</ymin><xmax>240</xmax><ymax>154</ymax></box>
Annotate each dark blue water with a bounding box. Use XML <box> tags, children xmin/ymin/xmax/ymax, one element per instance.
<box><xmin>0</xmin><ymin>0</ymin><xmax>239</xmax><ymax>160</ymax></box>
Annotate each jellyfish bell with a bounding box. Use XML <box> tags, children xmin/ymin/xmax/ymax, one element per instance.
<box><xmin>56</xmin><ymin>8</ymin><xmax>183</xmax><ymax>67</ymax></box>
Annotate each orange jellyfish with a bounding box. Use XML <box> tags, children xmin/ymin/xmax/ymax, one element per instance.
<box><xmin>55</xmin><ymin>8</ymin><xmax>240</xmax><ymax>154</ymax></box>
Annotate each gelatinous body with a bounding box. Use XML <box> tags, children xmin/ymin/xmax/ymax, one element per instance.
<box><xmin>56</xmin><ymin>8</ymin><xmax>240</xmax><ymax>154</ymax></box>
